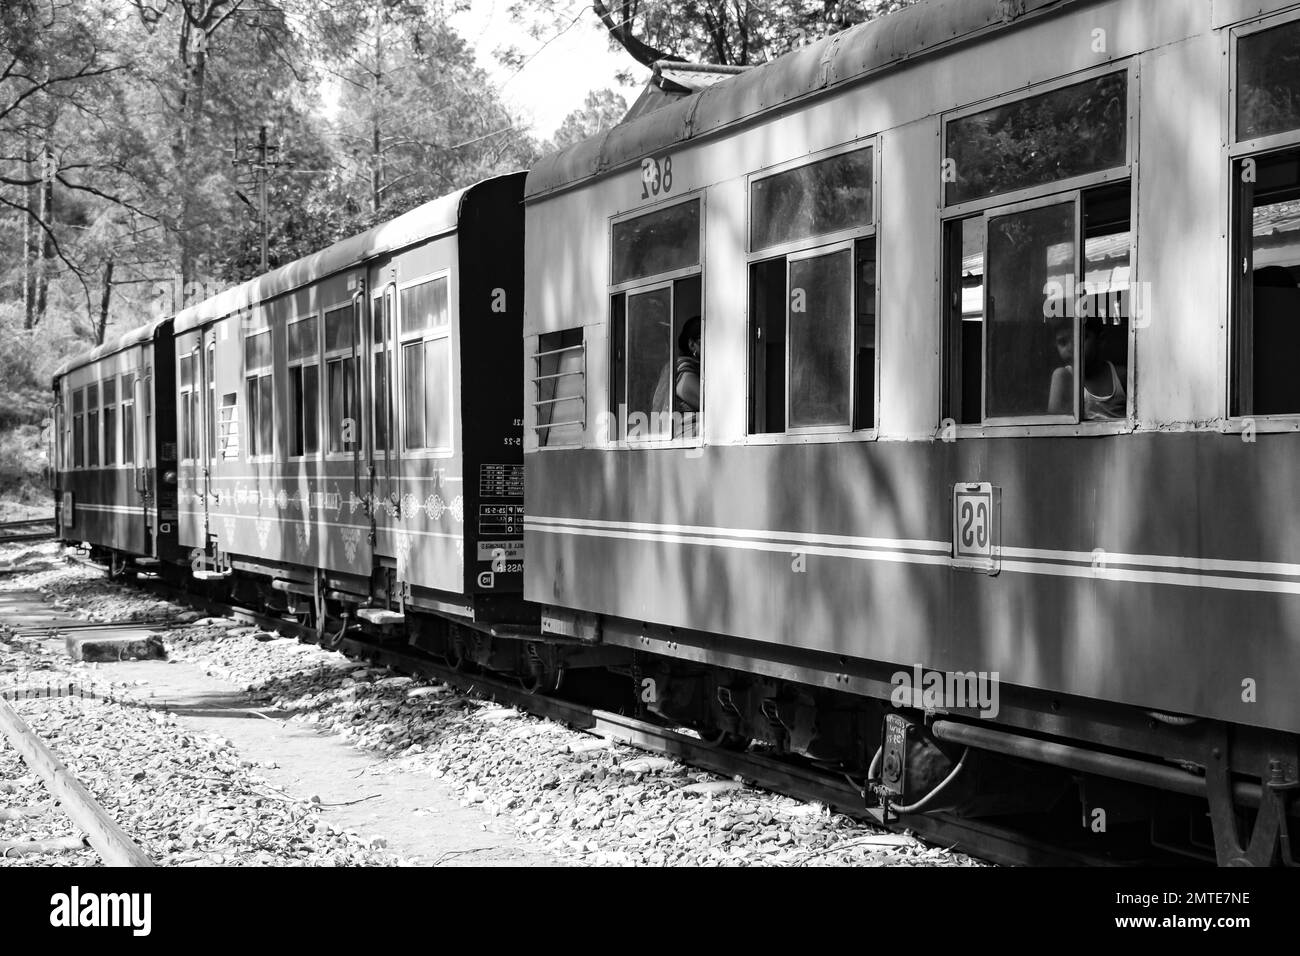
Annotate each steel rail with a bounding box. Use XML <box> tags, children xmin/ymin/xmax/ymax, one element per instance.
<box><xmin>0</xmin><ymin>697</ymin><xmax>155</xmax><ymax>866</ymax></box>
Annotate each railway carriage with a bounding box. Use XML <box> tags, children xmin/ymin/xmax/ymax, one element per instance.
<box><xmin>51</xmin><ymin>318</ymin><xmax>182</xmax><ymax>573</ymax></box>
<box><xmin>523</xmin><ymin>0</ymin><xmax>1300</xmax><ymax>863</ymax></box>
<box><xmin>166</xmin><ymin>173</ymin><xmax>530</xmax><ymax>642</ymax></box>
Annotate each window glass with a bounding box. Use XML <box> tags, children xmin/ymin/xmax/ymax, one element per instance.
<box><xmin>788</xmin><ymin>249</ymin><xmax>854</xmax><ymax>429</ymax></box>
<box><xmin>985</xmin><ymin>202</ymin><xmax>1076</xmax><ymax>419</ymax></box>
<box><xmin>327</xmin><ymin>358</ymin><xmax>359</xmax><ymax>453</ymax></box>
<box><xmin>103</xmin><ymin>379</ymin><xmax>117</xmax><ymax>466</ymax></box>
<box><xmin>403</xmin><ymin>342</ymin><xmax>426</xmax><ymax>449</ymax></box>
<box><xmin>373</xmin><ymin>354</ymin><xmax>389</xmax><ymax>450</ymax></box>
<box><xmin>178</xmin><ymin>354</ymin><xmax>194</xmax><ymax>389</ymax></box>
<box><xmin>288</xmin><ymin>316</ymin><xmax>318</xmax><ymax>363</ymax></box>
<box><xmin>244</xmin><ymin>329</ymin><xmax>272</xmax><ymax>370</ymax></box>
<box><xmin>87</xmin><ymin>383</ymin><xmax>99</xmax><ymax>466</ymax></box>
<box><xmin>1238</xmin><ymin>19</ymin><xmax>1300</xmax><ymax>141</ymax></box>
<box><xmin>946</xmin><ymin>72</ymin><xmax>1127</xmax><ymax>205</ymax></box>
<box><xmin>423</xmin><ymin>337</ymin><xmax>451</xmax><ymax>450</ymax></box>
<box><xmin>612</xmin><ymin>200</ymin><xmax>700</xmax><ymax>284</ymax></box>
<box><xmin>624</xmin><ymin>287</ymin><xmax>674</xmax><ymax>439</ymax></box>
<box><xmin>325</xmin><ymin>305</ymin><xmax>353</xmax><ymax>353</ymax></box>
<box><xmin>752</xmin><ymin>148</ymin><xmax>873</xmax><ymax>251</ymax></box>
<box><xmin>73</xmin><ymin>388</ymin><xmax>85</xmax><ymax>468</ymax></box>
<box><xmin>122</xmin><ymin>403</ymin><xmax>135</xmax><ymax>466</ymax></box>
<box><xmin>257</xmin><ymin>375</ymin><xmax>273</xmax><ymax>456</ymax></box>
<box><xmin>400</xmin><ymin>277</ymin><xmax>449</xmax><ymax>336</ymax></box>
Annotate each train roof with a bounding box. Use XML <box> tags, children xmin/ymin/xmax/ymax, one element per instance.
<box><xmin>525</xmin><ymin>0</ymin><xmax>1078</xmax><ymax>201</ymax></box>
<box><xmin>52</xmin><ymin>315</ymin><xmax>172</xmax><ymax>383</ymax></box>
<box><xmin>172</xmin><ymin>173</ymin><xmax>524</xmax><ymax>336</ymax></box>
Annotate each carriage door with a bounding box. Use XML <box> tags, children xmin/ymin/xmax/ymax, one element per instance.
<box><xmin>368</xmin><ymin>276</ymin><xmax>400</xmax><ymax>555</ymax></box>
<box><xmin>199</xmin><ymin>327</ymin><xmax>218</xmax><ymax>545</ymax></box>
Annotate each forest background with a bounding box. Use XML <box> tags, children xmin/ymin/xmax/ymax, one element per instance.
<box><xmin>0</xmin><ymin>0</ymin><xmax>911</xmax><ymax>510</ymax></box>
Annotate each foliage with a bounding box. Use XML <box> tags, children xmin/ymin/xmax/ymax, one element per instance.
<box><xmin>550</xmin><ymin>89</ymin><xmax>629</xmax><ymax>153</ymax></box>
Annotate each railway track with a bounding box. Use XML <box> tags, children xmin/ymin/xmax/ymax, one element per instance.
<box><xmin>0</xmin><ymin>695</ymin><xmax>154</xmax><ymax>865</ymax></box>
<box><xmin>126</xmin><ymin>578</ymin><xmax>1122</xmax><ymax>867</ymax></box>
<box><xmin>0</xmin><ymin>518</ymin><xmax>57</xmax><ymax>545</ymax></box>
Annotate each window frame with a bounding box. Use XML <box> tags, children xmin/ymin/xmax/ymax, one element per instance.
<box><xmin>744</xmin><ymin>138</ymin><xmax>881</xmax><ymax>445</ymax></box>
<box><xmin>1226</xmin><ymin>9</ymin><xmax>1300</xmax><ymax>433</ymax></box>
<box><xmin>285</xmin><ymin>311</ymin><xmax>322</xmax><ymax>461</ymax></box>
<box><xmin>939</xmin><ymin>61</ymin><xmax>1139</xmax><ymax>440</ymax></box>
<box><xmin>102</xmin><ymin>376</ymin><xmax>119</xmax><ymax>467</ymax></box>
<box><xmin>323</xmin><ymin>298</ymin><xmax>362</xmax><ymax>460</ymax></box>
<box><xmin>72</xmin><ymin>386</ymin><xmax>85</xmax><ymax>470</ymax></box>
<box><xmin>396</xmin><ymin>269</ymin><xmax>455</xmax><ymax>458</ymax></box>
<box><xmin>607</xmin><ymin>191</ymin><xmax>706</xmax><ymax>449</ymax></box>
<box><xmin>243</xmin><ymin>317</ymin><xmax>275</xmax><ymax>463</ymax></box>
<box><xmin>940</xmin><ymin>61</ymin><xmax>1138</xmax><ymax>220</ymax></box>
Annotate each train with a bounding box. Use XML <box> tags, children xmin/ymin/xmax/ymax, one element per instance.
<box><xmin>49</xmin><ymin>0</ymin><xmax>1300</xmax><ymax>866</ymax></box>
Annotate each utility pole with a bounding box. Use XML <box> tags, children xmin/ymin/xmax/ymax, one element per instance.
<box><xmin>230</xmin><ymin>125</ymin><xmax>290</xmax><ymax>272</ymax></box>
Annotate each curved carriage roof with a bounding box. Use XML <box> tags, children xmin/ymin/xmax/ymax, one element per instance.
<box><xmin>525</xmin><ymin>0</ymin><xmax>1074</xmax><ymax>201</ymax></box>
<box><xmin>52</xmin><ymin>315</ymin><xmax>171</xmax><ymax>383</ymax></box>
<box><xmin>171</xmin><ymin>176</ymin><xmax>509</xmax><ymax>336</ymax></box>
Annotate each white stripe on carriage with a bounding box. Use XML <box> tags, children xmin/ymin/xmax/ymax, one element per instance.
<box><xmin>524</xmin><ymin>514</ymin><xmax>949</xmax><ymax>555</ymax></box>
<box><xmin>71</xmin><ymin>503</ymin><xmax>146</xmax><ymax>515</ymax></box>
<box><xmin>174</xmin><ymin>510</ymin><xmax>460</xmax><ymax>539</ymax></box>
<box><xmin>526</xmin><ymin>520</ymin><xmax>1300</xmax><ymax>594</ymax></box>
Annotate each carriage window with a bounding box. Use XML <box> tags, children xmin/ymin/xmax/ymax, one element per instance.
<box><xmin>748</xmin><ymin>149</ymin><xmax>876</xmax><ymax>436</ymax></box>
<box><xmin>1238</xmin><ymin>19</ymin><xmax>1300</xmax><ymax>142</ymax></box>
<box><xmin>400</xmin><ymin>277</ymin><xmax>452</xmax><ymax>452</ymax></box>
<box><xmin>287</xmin><ymin>315</ymin><xmax>319</xmax><ymax>457</ymax></box>
<box><xmin>218</xmin><ymin>393</ymin><xmax>239</xmax><ymax>459</ymax></box>
<box><xmin>103</xmin><ymin>378</ymin><xmax>118</xmax><ymax>466</ymax></box>
<box><xmin>244</xmin><ymin>325</ymin><xmax>273</xmax><ymax>459</ymax></box>
<box><xmin>945</xmin><ymin>72</ymin><xmax>1127</xmax><ymax>206</ymax></box>
<box><xmin>371</xmin><ymin>295</ymin><xmax>393</xmax><ymax>451</ymax></box>
<box><xmin>610</xmin><ymin>198</ymin><xmax>703</xmax><ymax>443</ymax></box>
<box><xmin>751</xmin><ymin>147</ymin><xmax>872</xmax><ymax>252</ymax></box>
<box><xmin>533</xmin><ymin>329</ymin><xmax>585</xmax><ymax>447</ymax></box>
<box><xmin>72</xmin><ymin>387</ymin><xmax>85</xmax><ymax>468</ymax></box>
<box><xmin>121</xmin><ymin>375</ymin><xmax>135</xmax><ymax>466</ymax></box>
<box><xmin>325</xmin><ymin>305</ymin><xmax>360</xmax><ymax>454</ymax></box>
<box><xmin>1232</xmin><ymin>148</ymin><xmax>1300</xmax><ymax>416</ymax></box>
<box><xmin>944</xmin><ymin>184</ymin><xmax>1131</xmax><ymax>425</ymax></box>
<box><xmin>87</xmin><ymin>383</ymin><xmax>100</xmax><ymax>467</ymax></box>
<box><xmin>178</xmin><ymin>351</ymin><xmax>198</xmax><ymax>461</ymax></box>
<box><xmin>612</xmin><ymin>199</ymin><xmax>700</xmax><ymax>285</ymax></box>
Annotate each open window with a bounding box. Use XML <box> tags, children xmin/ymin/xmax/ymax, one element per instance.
<box><xmin>1231</xmin><ymin>16</ymin><xmax>1300</xmax><ymax>418</ymax></box>
<box><xmin>532</xmin><ymin>329</ymin><xmax>585</xmax><ymax>447</ymax></box>
<box><xmin>609</xmin><ymin>197</ymin><xmax>703</xmax><ymax>443</ymax></box>
<box><xmin>399</xmin><ymin>275</ymin><xmax>452</xmax><ymax>453</ymax></box>
<box><xmin>747</xmin><ymin>145</ymin><xmax>876</xmax><ymax>436</ymax></box>
<box><xmin>942</xmin><ymin>69</ymin><xmax>1133</xmax><ymax>428</ymax></box>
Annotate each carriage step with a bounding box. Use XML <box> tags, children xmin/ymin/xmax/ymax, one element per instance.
<box><xmin>192</xmin><ymin>569</ymin><xmax>232</xmax><ymax>581</ymax></box>
<box><xmin>357</xmin><ymin>608</ymin><xmax>405</xmax><ymax>626</ymax></box>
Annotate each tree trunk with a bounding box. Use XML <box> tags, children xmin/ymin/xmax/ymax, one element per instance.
<box><xmin>370</xmin><ymin>13</ymin><xmax>383</xmax><ymax>217</ymax></box>
<box><xmin>96</xmin><ymin>259</ymin><xmax>114</xmax><ymax>345</ymax></box>
<box><xmin>22</xmin><ymin>135</ymin><xmax>36</xmax><ymax>330</ymax></box>
<box><xmin>33</xmin><ymin>141</ymin><xmax>55</xmax><ymax>328</ymax></box>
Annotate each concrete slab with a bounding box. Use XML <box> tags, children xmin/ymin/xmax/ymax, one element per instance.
<box><xmin>66</xmin><ymin>630</ymin><xmax>167</xmax><ymax>662</ymax></box>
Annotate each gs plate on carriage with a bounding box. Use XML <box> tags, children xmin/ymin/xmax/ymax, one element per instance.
<box><xmin>952</xmin><ymin>483</ymin><xmax>1000</xmax><ymax>575</ymax></box>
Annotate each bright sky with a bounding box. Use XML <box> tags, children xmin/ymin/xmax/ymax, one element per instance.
<box><xmin>449</xmin><ymin>1</ymin><xmax>648</xmax><ymax>141</ymax></box>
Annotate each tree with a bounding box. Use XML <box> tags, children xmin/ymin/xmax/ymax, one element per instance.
<box><xmin>550</xmin><ymin>88</ymin><xmax>628</xmax><ymax>152</ymax></box>
<box><xmin>515</xmin><ymin>0</ymin><xmax>921</xmax><ymax>69</ymax></box>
